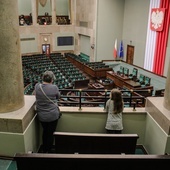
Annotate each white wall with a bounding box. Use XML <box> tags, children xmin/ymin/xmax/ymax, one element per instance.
<box><xmin>96</xmin><ymin>0</ymin><xmax>124</xmax><ymax>61</ymax></box>
<box><xmin>38</xmin><ymin>1</ymin><xmax>51</xmax><ymax>15</ymax></box>
<box><xmin>122</xmin><ymin>0</ymin><xmax>150</xmax><ymax>68</ymax></box>
<box><xmin>20</xmin><ymin>34</ymin><xmax>38</xmax><ymax>53</ymax></box>
<box><xmin>56</xmin><ymin>0</ymin><xmax>69</xmax><ymax>15</ymax></box>
<box><xmin>80</xmin><ymin>35</ymin><xmax>91</xmax><ymax>56</ymax></box>
<box><xmin>18</xmin><ymin>0</ymin><xmax>31</xmax><ymax>15</ymax></box>
<box><xmin>144</xmin><ymin>114</ymin><xmax>168</xmax><ymax>154</ymax></box>
<box><xmin>18</xmin><ymin>0</ymin><xmax>68</xmax><ymax>16</ymax></box>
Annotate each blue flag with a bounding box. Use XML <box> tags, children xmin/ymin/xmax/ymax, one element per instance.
<box><xmin>118</xmin><ymin>41</ymin><xmax>124</xmax><ymax>58</ymax></box>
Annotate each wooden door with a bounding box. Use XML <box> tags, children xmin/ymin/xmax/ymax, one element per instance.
<box><xmin>126</xmin><ymin>45</ymin><xmax>134</xmax><ymax>64</ymax></box>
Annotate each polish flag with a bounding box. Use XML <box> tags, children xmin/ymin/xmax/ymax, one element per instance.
<box><xmin>114</xmin><ymin>39</ymin><xmax>117</xmax><ymax>59</ymax></box>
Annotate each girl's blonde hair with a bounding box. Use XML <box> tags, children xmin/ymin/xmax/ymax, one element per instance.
<box><xmin>110</xmin><ymin>88</ymin><xmax>124</xmax><ymax>114</ymax></box>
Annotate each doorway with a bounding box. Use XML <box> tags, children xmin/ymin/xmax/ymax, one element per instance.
<box><xmin>42</xmin><ymin>44</ymin><xmax>50</xmax><ymax>55</ymax></box>
<box><xmin>126</xmin><ymin>45</ymin><xmax>134</xmax><ymax>64</ymax></box>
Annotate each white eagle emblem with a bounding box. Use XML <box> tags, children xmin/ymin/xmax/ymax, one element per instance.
<box><xmin>151</xmin><ymin>9</ymin><xmax>164</xmax><ymax>30</ymax></box>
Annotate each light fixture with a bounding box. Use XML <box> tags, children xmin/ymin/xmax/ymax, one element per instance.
<box><xmin>44</xmin><ymin>37</ymin><xmax>48</xmax><ymax>42</ymax></box>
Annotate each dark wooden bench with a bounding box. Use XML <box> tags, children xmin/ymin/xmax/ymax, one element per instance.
<box><xmin>14</xmin><ymin>153</ymin><xmax>170</xmax><ymax>170</ymax></box>
<box><xmin>53</xmin><ymin>132</ymin><xmax>139</xmax><ymax>154</ymax></box>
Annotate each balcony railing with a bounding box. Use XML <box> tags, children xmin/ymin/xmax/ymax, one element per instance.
<box><xmin>58</xmin><ymin>89</ymin><xmax>151</xmax><ymax>110</ymax></box>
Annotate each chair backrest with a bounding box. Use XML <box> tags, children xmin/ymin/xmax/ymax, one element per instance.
<box><xmin>132</xmin><ymin>68</ymin><xmax>138</xmax><ymax>77</ymax></box>
<box><xmin>14</xmin><ymin>153</ymin><xmax>170</xmax><ymax>170</ymax></box>
<box><xmin>53</xmin><ymin>132</ymin><xmax>139</xmax><ymax>154</ymax></box>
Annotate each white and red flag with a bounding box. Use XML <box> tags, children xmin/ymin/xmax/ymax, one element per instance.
<box><xmin>113</xmin><ymin>39</ymin><xmax>117</xmax><ymax>59</ymax></box>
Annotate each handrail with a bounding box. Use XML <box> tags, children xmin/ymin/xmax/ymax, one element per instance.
<box><xmin>24</xmin><ymin>83</ymin><xmax>152</xmax><ymax>110</ymax></box>
<box><xmin>58</xmin><ymin>89</ymin><xmax>151</xmax><ymax>110</ymax></box>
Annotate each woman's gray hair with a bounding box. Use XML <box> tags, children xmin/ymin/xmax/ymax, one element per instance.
<box><xmin>42</xmin><ymin>71</ymin><xmax>56</xmax><ymax>83</ymax></box>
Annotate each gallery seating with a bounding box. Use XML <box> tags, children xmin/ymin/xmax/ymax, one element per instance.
<box><xmin>22</xmin><ymin>53</ymin><xmax>89</xmax><ymax>93</ymax></box>
<box><xmin>14</xmin><ymin>152</ymin><xmax>170</xmax><ymax>170</ymax></box>
<box><xmin>53</xmin><ymin>132</ymin><xmax>139</xmax><ymax>154</ymax></box>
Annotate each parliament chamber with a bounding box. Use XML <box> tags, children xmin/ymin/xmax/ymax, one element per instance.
<box><xmin>1</xmin><ymin>40</ymin><xmax>169</xmax><ymax>170</ymax></box>
<box><xmin>1</xmin><ymin>1</ymin><xmax>170</xmax><ymax>169</ymax></box>
<box><xmin>22</xmin><ymin>52</ymin><xmax>157</xmax><ymax>109</ymax></box>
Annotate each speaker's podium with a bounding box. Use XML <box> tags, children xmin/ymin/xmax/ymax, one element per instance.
<box><xmin>73</xmin><ymin>79</ymin><xmax>90</xmax><ymax>89</ymax></box>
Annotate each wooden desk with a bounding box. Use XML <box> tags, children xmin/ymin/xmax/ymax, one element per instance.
<box><xmin>134</xmin><ymin>85</ymin><xmax>153</xmax><ymax>97</ymax></box>
<box><xmin>124</xmin><ymin>82</ymin><xmax>153</xmax><ymax>98</ymax></box>
<box><xmin>155</xmin><ymin>89</ymin><xmax>165</xmax><ymax>96</ymax></box>
<box><xmin>74</xmin><ymin>79</ymin><xmax>89</xmax><ymax>89</ymax></box>
<box><xmin>88</xmin><ymin>83</ymin><xmax>104</xmax><ymax>89</ymax></box>
<box><xmin>66</xmin><ymin>55</ymin><xmax>112</xmax><ymax>78</ymax></box>
<box><xmin>96</xmin><ymin>79</ymin><xmax>116</xmax><ymax>90</ymax></box>
<box><xmin>124</xmin><ymin>80</ymin><xmax>141</xmax><ymax>89</ymax></box>
<box><xmin>92</xmin><ymin>83</ymin><xmax>104</xmax><ymax>89</ymax></box>
<box><xmin>88</xmin><ymin>83</ymin><xmax>104</xmax><ymax>96</ymax></box>
<box><xmin>106</xmin><ymin>71</ymin><xmax>130</xmax><ymax>87</ymax></box>
<box><xmin>107</xmin><ymin>71</ymin><xmax>153</xmax><ymax>97</ymax></box>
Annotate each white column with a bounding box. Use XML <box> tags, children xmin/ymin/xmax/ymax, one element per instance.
<box><xmin>163</xmin><ymin>61</ymin><xmax>170</xmax><ymax>110</ymax></box>
<box><xmin>0</xmin><ymin>1</ymin><xmax>24</xmax><ymax>113</ymax></box>
<box><xmin>51</xmin><ymin>0</ymin><xmax>56</xmax><ymax>25</ymax></box>
<box><xmin>31</xmin><ymin>0</ymin><xmax>38</xmax><ymax>25</ymax></box>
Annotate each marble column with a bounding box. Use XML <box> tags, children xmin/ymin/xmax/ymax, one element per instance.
<box><xmin>163</xmin><ymin>60</ymin><xmax>170</xmax><ymax>110</ymax></box>
<box><xmin>31</xmin><ymin>0</ymin><xmax>38</xmax><ymax>25</ymax></box>
<box><xmin>68</xmin><ymin>0</ymin><xmax>72</xmax><ymax>24</ymax></box>
<box><xmin>51</xmin><ymin>0</ymin><xmax>56</xmax><ymax>25</ymax></box>
<box><xmin>0</xmin><ymin>1</ymin><xmax>24</xmax><ymax>113</ymax></box>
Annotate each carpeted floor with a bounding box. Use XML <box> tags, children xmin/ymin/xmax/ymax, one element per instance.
<box><xmin>0</xmin><ymin>159</ymin><xmax>17</xmax><ymax>170</ymax></box>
